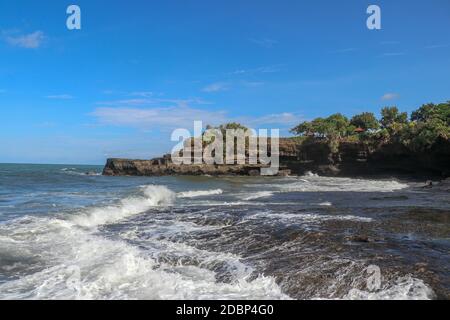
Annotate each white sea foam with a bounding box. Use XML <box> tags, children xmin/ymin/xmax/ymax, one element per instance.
<box><xmin>304</xmin><ymin>171</ymin><xmax>319</xmax><ymax>177</ymax></box>
<box><xmin>249</xmin><ymin>212</ymin><xmax>373</xmax><ymax>223</ymax></box>
<box><xmin>318</xmin><ymin>202</ymin><xmax>333</xmax><ymax>206</ymax></box>
<box><xmin>60</xmin><ymin>168</ymin><xmax>101</xmax><ymax>176</ymax></box>
<box><xmin>345</xmin><ymin>276</ymin><xmax>436</xmax><ymax>300</ymax></box>
<box><xmin>240</xmin><ymin>191</ymin><xmax>274</xmax><ymax>201</ymax></box>
<box><xmin>0</xmin><ymin>183</ymin><xmax>290</xmax><ymax>300</ymax></box>
<box><xmin>177</xmin><ymin>189</ymin><xmax>223</xmax><ymax>198</ymax></box>
<box><xmin>0</xmin><ymin>213</ymin><xmax>289</xmax><ymax>300</ymax></box>
<box><xmin>71</xmin><ymin>185</ymin><xmax>175</xmax><ymax>228</ymax></box>
<box><xmin>276</xmin><ymin>176</ymin><xmax>408</xmax><ymax>193</ymax></box>
<box><xmin>190</xmin><ymin>201</ymin><xmax>270</xmax><ymax>207</ymax></box>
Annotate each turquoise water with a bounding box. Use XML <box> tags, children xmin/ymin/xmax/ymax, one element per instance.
<box><xmin>0</xmin><ymin>164</ymin><xmax>448</xmax><ymax>299</ymax></box>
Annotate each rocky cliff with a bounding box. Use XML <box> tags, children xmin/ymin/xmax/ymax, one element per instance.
<box><xmin>281</xmin><ymin>137</ymin><xmax>450</xmax><ymax>178</ymax></box>
<box><xmin>102</xmin><ymin>158</ymin><xmax>291</xmax><ymax>177</ymax></box>
<box><xmin>103</xmin><ymin>138</ymin><xmax>450</xmax><ymax>178</ymax></box>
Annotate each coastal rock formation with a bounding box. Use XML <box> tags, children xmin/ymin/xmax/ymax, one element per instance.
<box><xmin>103</xmin><ymin>138</ymin><xmax>450</xmax><ymax>178</ymax></box>
<box><xmin>103</xmin><ymin>158</ymin><xmax>291</xmax><ymax>177</ymax></box>
<box><xmin>288</xmin><ymin>138</ymin><xmax>450</xmax><ymax>178</ymax></box>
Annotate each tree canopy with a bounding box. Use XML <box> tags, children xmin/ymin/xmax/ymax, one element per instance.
<box><xmin>411</xmin><ymin>102</ymin><xmax>450</xmax><ymax>125</ymax></box>
<box><xmin>349</xmin><ymin>112</ymin><xmax>380</xmax><ymax>131</ymax></box>
<box><xmin>290</xmin><ymin>113</ymin><xmax>350</xmax><ymax>138</ymax></box>
<box><xmin>291</xmin><ymin>101</ymin><xmax>450</xmax><ymax>152</ymax></box>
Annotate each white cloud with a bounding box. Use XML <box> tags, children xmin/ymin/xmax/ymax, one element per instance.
<box><xmin>380</xmin><ymin>41</ymin><xmax>400</xmax><ymax>45</ymax></box>
<box><xmin>202</xmin><ymin>83</ymin><xmax>229</xmax><ymax>93</ymax></box>
<box><xmin>228</xmin><ymin>65</ymin><xmax>283</xmax><ymax>76</ymax></box>
<box><xmin>129</xmin><ymin>91</ymin><xmax>154</xmax><ymax>97</ymax></box>
<box><xmin>98</xmin><ymin>98</ymin><xmax>152</xmax><ymax>106</ymax></box>
<box><xmin>334</xmin><ymin>48</ymin><xmax>358</xmax><ymax>53</ymax></box>
<box><xmin>241</xmin><ymin>81</ymin><xmax>265</xmax><ymax>87</ymax></box>
<box><xmin>381</xmin><ymin>93</ymin><xmax>400</xmax><ymax>101</ymax></box>
<box><xmin>381</xmin><ymin>52</ymin><xmax>405</xmax><ymax>57</ymax></box>
<box><xmin>35</xmin><ymin>121</ymin><xmax>57</xmax><ymax>128</ymax></box>
<box><xmin>250</xmin><ymin>38</ymin><xmax>278</xmax><ymax>48</ymax></box>
<box><xmin>425</xmin><ymin>44</ymin><xmax>449</xmax><ymax>49</ymax></box>
<box><xmin>93</xmin><ymin>95</ymin><xmax>302</xmax><ymax>131</ymax></box>
<box><xmin>97</xmin><ymin>97</ymin><xmax>210</xmax><ymax>108</ymax></box>
<box><xmin>92</xmin><ymin>106</ymin><xmax>229</xmax><ymax>129</ymax></box>
<box><xmin>5</xmin><ymin>31</ymin><xmax>45</xmax><ymax>49</ymax></box>
<box><xmin>101</xmin><ymin>90</ymin><xmax>117</xmax><ymax>95</ymax></box>
<box><xmin>241</xmin><ymin>113</ymin><xmax>304</xmax><ymax>127</ymax></box>
<box><xmin>91</xmin><ymin>103</ymin><xmax>303</xmax><ymax>133</ymax></box>
<box><xmin>46</xmin><ymin>94</ymin><xmax>74</xmax><ymax>100</ymax></box>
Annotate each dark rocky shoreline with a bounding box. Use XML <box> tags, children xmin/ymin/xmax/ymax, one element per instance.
<box><xmin>103</xmin><ymin>138</ymin><xmax>450</xmax><ymax>179</ymax></box>
<box><xmin>102</xmin><ymin>158</ymin><xmax>292</xmax><ymax>177</ymax></box>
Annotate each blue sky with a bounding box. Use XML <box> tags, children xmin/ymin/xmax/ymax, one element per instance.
<box><xmin>1</xmin><ymin>0</ymin><xmax>449</xmax><ymax>164</ymax></box>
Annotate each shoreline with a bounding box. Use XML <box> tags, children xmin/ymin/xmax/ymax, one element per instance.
<box><xmin>102</xmin><ymin>137</ymin><xmax>450</xmax><ymax>180</ymax></box>
<box><xmin>1</xmin><ymin>163</ymin><xmax>448</xmax><ymax>299</ymax></box>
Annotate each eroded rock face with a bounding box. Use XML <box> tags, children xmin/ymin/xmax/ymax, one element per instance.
<box><xmin>102</xmin><ymin>158</ymin><xmax>291</xmax><ymax>176</ymax></box>
<box><xmin>103</xmin><ymin>138</ymin><xmax>450</xmax><ymax>178</ymax></box>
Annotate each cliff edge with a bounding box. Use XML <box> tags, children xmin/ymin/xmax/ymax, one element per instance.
<box><xmin>103</xmin><ymin>138</ymin><xmax>450</xmax><ymax>178</ymax></box>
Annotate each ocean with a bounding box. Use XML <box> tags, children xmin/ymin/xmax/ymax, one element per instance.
<box><xmin>0</xmin><ymin>163</ymin><xmax>448</xmax><ymax>300</ymax></box>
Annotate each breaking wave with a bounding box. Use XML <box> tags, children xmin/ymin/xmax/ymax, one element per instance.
<box><xmin>177</xmin><ymin>189</ymin><xmax>223</xmax><ymax>198</ymax></box>
<box><xmin>276</xmin><ymin>176</ymin><xmax>408</xmax><ymax>193</ymax></box>
<box><xmin>240</xmin><ymin>191</ymin><xmax>274</xmax><ymax>201</ymax></box>
<box><xmin>0</xmin><ymin>166</ymin><xmax>441</xmax><ymax>300</ymax></box>
<box><xmin>60</xmin><ymin>168</ymin><xmax>101</xmax><ymax>176</ymax></box>
<box><xmin>0</xmin><ymin>217</ymin><xmax>288</xmax><ymax>299</ymax></box>
<box><xmin>248</xmin><ymin>212</ymin><xmax>373</xmax><ymax>223</ymax></box>
<box><xmin>72</xmin><ymin>185</ymin><xmax>175</xmax><ymax>228</ymax></box>
<box><xmin>318</xmin><ymin>202</ymin><xmax>333</xmax><ymax>206</ymax></box>
<box><xmin>345</xmin><ymin>276</ymin><xmax>435</xmax><ymax>300</ymax></box>
<box><xmin>0</xmin><ymin>184</ymin><xmax>289</xmax><ymax>300</ymax></box>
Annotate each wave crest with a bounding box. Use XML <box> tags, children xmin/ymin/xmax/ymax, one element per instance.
<box><xmin>345</xmin><ymin>276</ymin><xmax>436</xmax><ymax>300</ymax></box>
<box><xmin>177</xmin><ymin>189</ymin><xmax>223</xmax><ymax>198</ymax></box>
<box><xmin>72</xmin><ymin>185</ymin><xmax>175</xmax><ymax>228</ymax></box>
<box><xmin>240</xmin><ymin>191</ymin><xmax>274</xmax><ymax>201</ymax></box>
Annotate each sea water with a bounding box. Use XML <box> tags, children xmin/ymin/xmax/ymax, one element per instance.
<box><xmin>0</xmin><ymin>164</ymin><xmax>448</xmax><ymax>300</ymax></box>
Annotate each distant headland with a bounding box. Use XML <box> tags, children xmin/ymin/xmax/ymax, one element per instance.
<box><xmin>103</xmin><ymin>101</ymin><xmax>450</xmax><ymax>179</ymax></box>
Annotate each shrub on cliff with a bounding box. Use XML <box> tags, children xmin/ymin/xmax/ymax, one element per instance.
<box><xmin>290</xmin><ymin>114</ymin><xmax>351</xmax><ymax>153</ymax></box>
<box><xmin>350</xmin><ymin>112</ymin><xmax>380</xmax><ymax>131</ymax></box>
<box><xmin>290</xmin><ymin>113</ymin><xmax>350</xmax><ymax>138</ymax></box>
<box><xmin>380</xmin><ymin>106</ymin><xmax>409</xmax><ymax>139</ymax></box>
<box><xmin>396</xmin><ymin>102</ymin><xmax>450</xmax><ymax>151</ymax></box>
<box><xmin>407</xmin><ymin>117</ymin><xmax>450</xmax><ymax>151</ymax></box>
<box><xmin>411</xmin><ymin>102</ymin><xmax>450</xmax><ymax>125</ymax></box>
<box><xmin>290</xmin><ymin>100</ymin><xmax>450</xmax><ymax>153</ymax></box>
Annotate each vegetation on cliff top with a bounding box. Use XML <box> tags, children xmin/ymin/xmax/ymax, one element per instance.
<box><xmin>185</xmin><ymin>101</ymin><xmax>449</xmax><ymax>157</ymax></box>
<box><xmin>290</xmin><ymin>101</ymin><xmax>450</xmax><ymax>152</ymax></box>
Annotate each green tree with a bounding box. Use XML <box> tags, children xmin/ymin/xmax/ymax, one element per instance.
<box><xmin>290</xmin><ymin>121</ymin><xmax>314</xmax><ymax>136</ymax></box>
<box><xmin>326</xmin><ymin>113</ymin><xmax>350</xmax><ymax>137</ymax></box>
<box><xmin>290</xmin><ymin>118</ymin><xmax>330</xmax><ymax>137</ymax></box>
<box><xmin>218</xmin><ymin>122</ymin><xmax>249</xmax><ymax>133</ymax></box>
<box><xmin>407</xmin><ymin>102</ymin><xmax>450</xmax><ymax>150</ymax></box>
<box><xmin>310</xmin><ymin>118</ymin><xmax>329</xmax><ymax>137</ymax></box>
<box><xmin>290</xmin><ymin>115</ymin><xmax>350</xmax><ymax>153</ymax></box>
<box><xmin>409</xmin><ymin>118</ymin><xmax>450</xmax><ymax>151</ymax></box>
<box><xmin>350</xmin><ymin>112</ymin><xmax>380</xmax><ymax>131</ymax></box>
<box><xmin>380</xmin><ymin>106</ymin><xmax>408</xmax><ymax>128</ymax></box>
<box><xmin>411</xmin><ymin>103</ymin><xmax>436</xmax><ymax>122</ymax></box>
<box><xmin>380</xmin><ymin>106</ymin><xmax>408</xmax><ymax>138</ymax></box>
<box><xmin>411</xmin><ymin>102</ymin><xmax>450</xmax><ymax>125</ymax></box>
